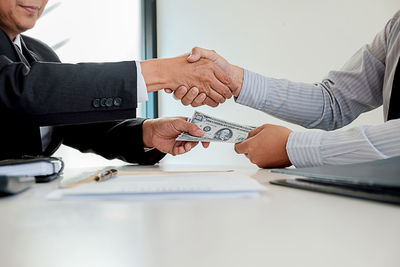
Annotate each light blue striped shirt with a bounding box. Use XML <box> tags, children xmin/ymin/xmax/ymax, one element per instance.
<box><xmin>236</xmin><ymin>10</ymin><xmax>400</xmax><ymax>167</ymax></box>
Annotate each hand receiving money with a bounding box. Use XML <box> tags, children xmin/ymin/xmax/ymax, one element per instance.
<box><xmin>176</xmin><ymin>111</ymin><xmax>256</xmax><ymax>143</ymax></box>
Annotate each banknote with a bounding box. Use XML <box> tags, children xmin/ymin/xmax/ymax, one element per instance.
<box><xmin>176</xmin><ymin>111</ymin><xmax>256</xmax><ymax>143</ymax></box>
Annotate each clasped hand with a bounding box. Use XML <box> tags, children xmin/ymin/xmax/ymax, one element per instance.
<box><xmin>141</xmin><ymin>54</ymin><xmax>238</xmax><ymax>106</ymax></box>
<box><xmin>164</xmin><ymin>47</ymin><xmax>244</xmax><ymax>107</ymax></box>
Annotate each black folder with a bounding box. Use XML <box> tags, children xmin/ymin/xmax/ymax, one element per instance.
<box><xmin>270</xmin><ymin>156</ymin><xmax>400</xmax><ymax>205</ymax></box>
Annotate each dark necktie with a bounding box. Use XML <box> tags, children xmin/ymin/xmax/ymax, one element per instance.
<box><xmin>13</xmin><ymin>43</ymin><xmax>31</xmax><ymax>68</ymax></box>
<box><xmin>387</xmin><ymin>57</ymin><xmax>400</xmax><ymax>120</ymax></box>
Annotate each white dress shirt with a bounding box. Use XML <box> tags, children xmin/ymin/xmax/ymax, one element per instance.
<box><xmin>13</xmin><ymin>35</ymin><xmax>148</xmax><ymax>151</ymax></box>
<box><xmin>236</xmin><ymin>10</ymin><xmax>400</xmax><ymax>167</ymax></box>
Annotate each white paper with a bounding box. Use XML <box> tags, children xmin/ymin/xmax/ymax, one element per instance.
<box><xmin>48</xmin><ymin>172</ymin><xmax>266</xmax><ymax>200</ymax></box>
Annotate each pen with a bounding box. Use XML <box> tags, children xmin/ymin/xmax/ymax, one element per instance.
<box><xmin>94</xmin><ymin>169</ymin><xmax>118</xmax><ymax>182</ymax></box>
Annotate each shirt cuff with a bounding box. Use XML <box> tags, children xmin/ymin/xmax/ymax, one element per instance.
<box><xmin>235</xmin><ymin>69</ymin><xmax>269</xmax><ymax>110</ymax></box>
<box><xmin>286</xmin><ymin>130</ymin><xmax>325</xmax><ymax>168</ymax></box>
<box><xmin>136</xmin><ymin>61</ymin><xmax>149</xmax><ymax>103</ymax></box>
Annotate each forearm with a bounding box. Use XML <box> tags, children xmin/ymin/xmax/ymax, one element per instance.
<box><xmin>236</xmin><ymin>67</ymin><xmax>383</xmax><ymax>130</ymax></box>
<box><xmin>287</xmin><ymin>119</ymin><xmax>400</xmax><ymax>167</ymax></box>
<box><xmin>140</xmin><ymin>56</ymin><xmax>196</xmax><ymax>93</ymax></box>
<box><xmin>140</xmin><ymin>58</ymin><xmax>171</xmax><ymax>93</ymax></box>
<box><xmin>0</xmin><ymin>57</ymin><xmax>138</xmax><ymax>125</ymax></box>
<box><xmin>60</xmin><ymin>119</ymin><xmax>165</xmax><ymax>165</ymax></box>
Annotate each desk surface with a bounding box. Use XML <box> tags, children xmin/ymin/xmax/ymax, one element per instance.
<box><xmin>0</xmin><ymin>164</ymin><xmax>399</xmax><ymax>267</ymax></box>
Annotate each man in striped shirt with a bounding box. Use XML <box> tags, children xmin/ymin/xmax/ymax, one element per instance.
<box><xmin>168</xmin><ymin>10</ymin><xmax>400</xmax><ymax>168</ymax></box>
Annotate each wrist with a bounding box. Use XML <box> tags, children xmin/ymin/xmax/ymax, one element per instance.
<box><xmin>140</xmin><ymin>59</ymin><xmax>170</xmax><ymax>93</ymax></box>
<box><xmin>142</xmin><ymin>120</ymin><xmax>154</xmax><ymax>148</ymax></box>
<box><xmin>141</xmin><ymin>56</ymin><xmax>188</xmax><ymax>93</ymax></box>
<box><xmin>232</xmin><ymin>65</ymin><xmax>244</xmax><ymax>97</ymax></box>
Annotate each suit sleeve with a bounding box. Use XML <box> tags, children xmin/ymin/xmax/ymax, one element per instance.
<box><xmin>0</xmin><ymin>56</ymin><xmax>139</xmax><ymax>126</ymax></box>
<box><xmin>58</xmin><ymin>118</ymin><xmax>166</xmax><ymax>165</ymax></box>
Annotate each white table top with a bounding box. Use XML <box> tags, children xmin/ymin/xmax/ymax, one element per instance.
<box><xmin>0</xmin><ymin>164</ymin><xmax>399</xmax><ymax>267</ymax></box>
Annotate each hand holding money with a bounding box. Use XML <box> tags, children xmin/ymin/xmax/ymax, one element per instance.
<box><xmin>176</xmin><ymin>111</ymin><xmax>256</xmax><ymax>143</ymax></box>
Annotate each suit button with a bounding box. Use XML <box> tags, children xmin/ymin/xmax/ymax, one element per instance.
<box><xmin>114</xmin><ymin>97</ymin><xmax>122</xmax><ymax>107</ymax></box>
<box><xmin>105</xmin><ymin>97</ymin><xmax>113</xmax><ymax>107</ymax></box>
<box><xmin>93</xmin><ymin>98</ymin><xmax>100</xmax><ymax>108</ymax></box>
<box><xmin>100</xmin><ymin>98</ymin><xmax>107</xmax><ymax>107</ymax></box>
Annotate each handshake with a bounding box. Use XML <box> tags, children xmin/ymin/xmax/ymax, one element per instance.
<box><xmin>140</xmin><ymin>47</ymin><xmax>244</xmax><ymax>107</ymax></box>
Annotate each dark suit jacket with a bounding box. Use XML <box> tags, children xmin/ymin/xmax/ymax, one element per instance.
<box><xmin>0</xmin><ymin>29</ymin><xmax>164</xmax><ymax>164</ymax></box>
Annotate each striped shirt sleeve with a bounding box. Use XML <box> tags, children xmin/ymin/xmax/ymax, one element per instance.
<box><xmin>235</xmin><ymin>15</ymin><xmax>400</xmax><ymax>167</ymax></box>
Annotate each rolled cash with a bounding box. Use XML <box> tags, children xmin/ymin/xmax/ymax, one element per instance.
<box><xmin>176</xmin><ymin>111</ymin><xmax>256</xmax><ymax>143</ymax></box>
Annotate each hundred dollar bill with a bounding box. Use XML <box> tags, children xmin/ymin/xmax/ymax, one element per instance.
<box><xmin>176</xmin><ymin>111</ymin><xmax>256</xmax><ymax>143</ymax></box>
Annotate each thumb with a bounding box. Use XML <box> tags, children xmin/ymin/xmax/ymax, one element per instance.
<box><xmin>187</xmin><ymin>48</ymin><xmax>201</xmax><ymax>62</ymax></box>
<box><xmin>187</xmin><ymin>46</ymin><xmax>217</xmax><ymax>63</ymax></box>
<box><xmin>173</xmin><ymin>119</ymin><xmax>204</xmax><ymax>137</ymax></box>
<box><xmin>234</xmin><ymin>139</ymin><xmax>249</xmax><ymax>154</ymax></box>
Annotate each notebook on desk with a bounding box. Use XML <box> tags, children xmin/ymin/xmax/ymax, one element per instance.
<box><xmin>0</xmin><ymin>157</ymin><xmax>64</xmax><ymax>183</ymax></box>
<box><xmin>270</xmin><ymin>156</ymin><xmax>400</xmax><ymax>205</ymax></box>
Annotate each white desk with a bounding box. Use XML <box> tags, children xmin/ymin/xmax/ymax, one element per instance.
<box><xmin>0</xmin><ymin>164</ymin><xmax>399</xmax><ymax>267</ymax></box>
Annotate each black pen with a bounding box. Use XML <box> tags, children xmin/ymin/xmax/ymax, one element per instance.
<box><xmin>94</xmin><ymin>169</ymin><xmax>118</xmax><ymax>182</ymax></box>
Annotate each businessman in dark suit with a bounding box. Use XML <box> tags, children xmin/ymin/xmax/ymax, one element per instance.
<box><xmin>0</xmin><ymin>0</ymin><xmax>233</xmax><ymax>163</ymax></box>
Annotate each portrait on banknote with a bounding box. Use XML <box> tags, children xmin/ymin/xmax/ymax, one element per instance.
<box><xmin>214</xmin><ymin>128</ymin><xmax>233</xmax><ymax>141</ymax></box>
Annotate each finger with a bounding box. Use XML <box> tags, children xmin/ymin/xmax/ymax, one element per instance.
<box><xmin>210</xmin><ymin>77</ymin><xmax>232</xmax><ymax>99</ymax></box>
<box><xmin>207</xmin><ymin>86</ymin><xmax>226</xmax><ymax>104</ymax></box>
<box><xmin>177</xmin><ymin>145</ymin><xmax>186</xmax><ymax>155</ymax></box>
<box><xmin>204</xmin><ymin>97</ymin><xmax>219</xmax><ymax>108</ymax></box>
<box><xmin>164</xmin><ymin>88</ymin><xmax>173</xmax><ymax>94</ymax></box>
<box><xmin>173</xmin><ymin>86</ymin><xmax>188</xmax><ymax>100</ymax></box>
<box><xmin>181</xmin><ymin>87</ymin><xmax>199</xmax><ymax>106</ymax></box>
<box><xmin>184</xmin><ymin>142</ymin><xmax>198</xmax><ymax>152</ymax></box>
<box><xmin>173</xmin><ymin>144</ymin><xmax>186</xmax><ymax>155</ymax></box>
<box><xmin>201</xmin><ymin>142</ymin><xmax>210</xmax><ymax>148</ymax></box>
<box><xmin>187</xmin><ymin>47</ymin><xmax>217</xmax><ymax>63</ymax></box>
<box><xmin>234</xmin><ymin>140</ymin><xmax>249</xmax><ymax>154</ymax></box>
<box><xmin>173</xmin><ymin>119</ymin><xmax>204</xmax><ymax>137</ymax></box>
<box><xmin>191</xmin><ymin>93</ymin><xmax>207</xmax><ymax>107</ymax></box>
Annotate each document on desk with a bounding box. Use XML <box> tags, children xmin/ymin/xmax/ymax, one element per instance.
<box><xmin>47</xmin><ymin>172</ymin><xmax>267</xmax><ymax>200</ymax></box>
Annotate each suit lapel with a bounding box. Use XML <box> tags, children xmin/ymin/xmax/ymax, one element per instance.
<box><xmin>0</xmin><ymin>28</ymin><xmax>21</xmax><ymax>62</ymax></box>
<box><xmin>20</xmin><ymin>36</ymin><xmax>39</xmax><ymax>64</ymax></box>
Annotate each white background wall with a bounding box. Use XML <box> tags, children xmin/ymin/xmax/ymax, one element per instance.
<box><xmin>26</xmin><ymin>0</ymin><xmax>142</xmax><ymax>168</ymax></box>
<box><xmin>157</xmin><ymin>0</ymin><xmax>400</xmax><ymax>166</ymax></box>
